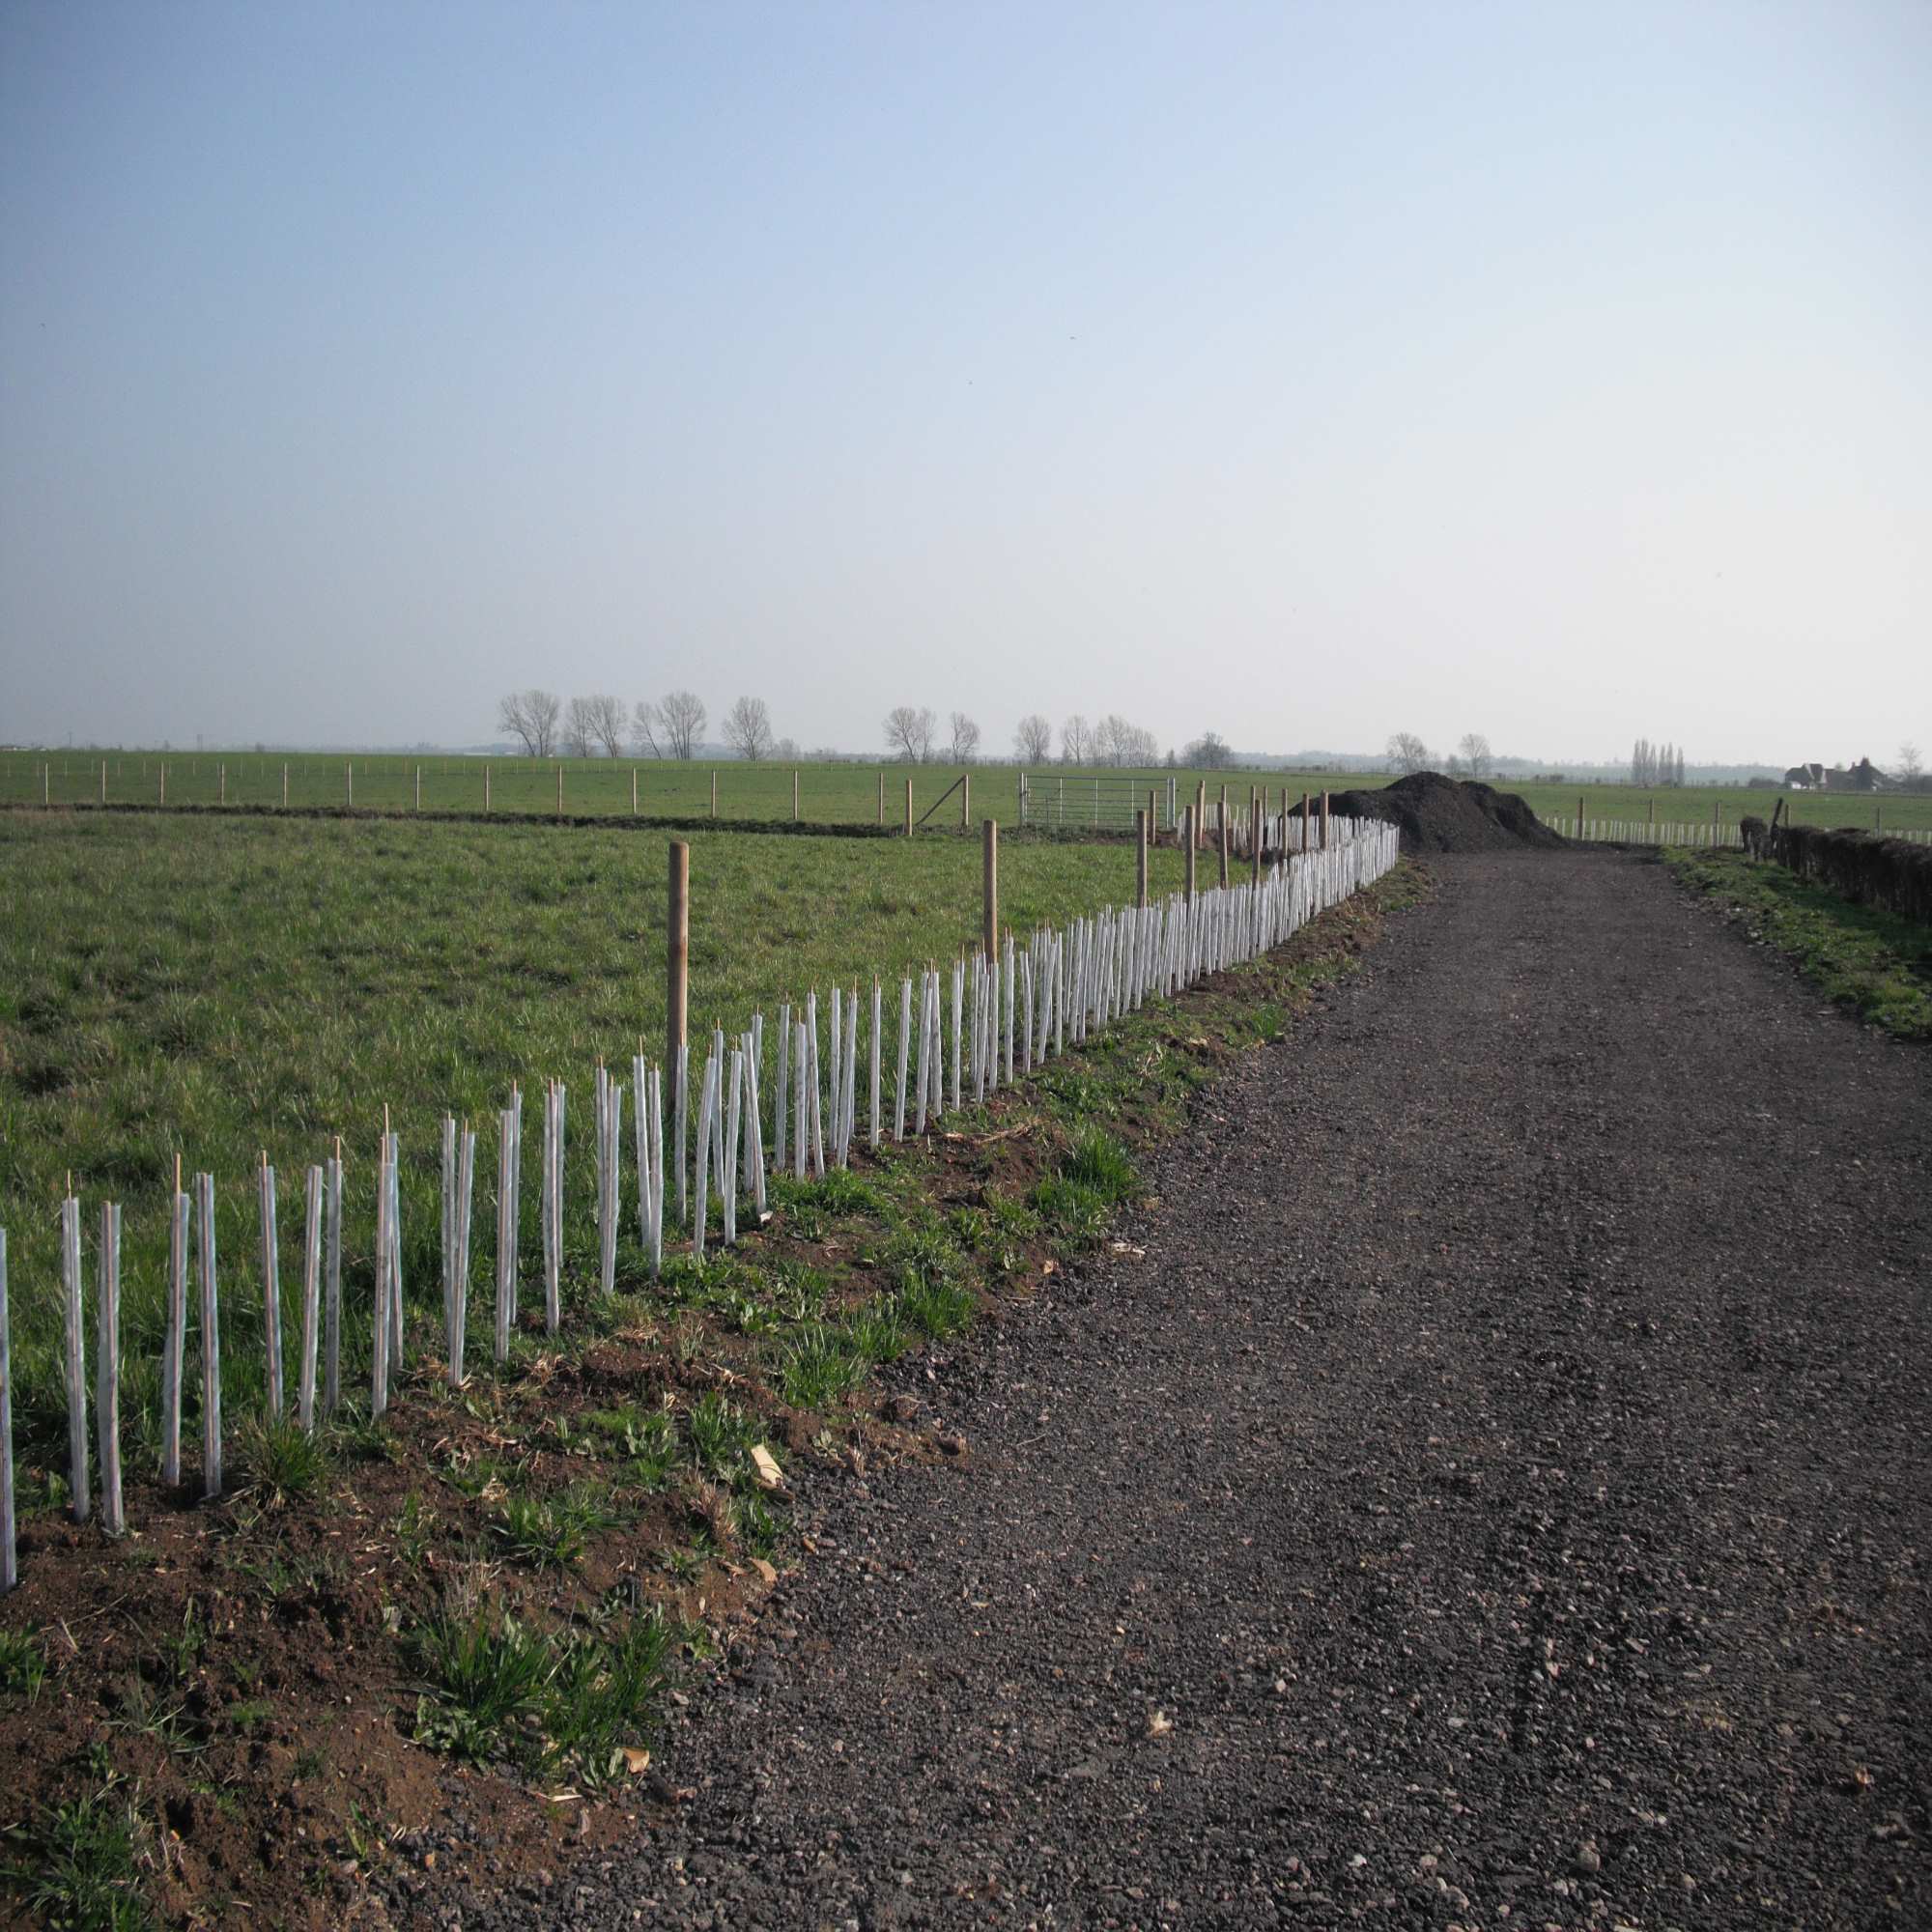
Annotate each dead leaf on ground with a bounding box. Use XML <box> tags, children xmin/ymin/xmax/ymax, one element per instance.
<box><xmin>750</xmin><ymin>1443</ymin><xmax>784</xmax><ymax>1490</ymax></box>
<box><xmin>621</xmin><ymin>1747</ymin><xmax>652</xmax><ymax>1776</ymax></box>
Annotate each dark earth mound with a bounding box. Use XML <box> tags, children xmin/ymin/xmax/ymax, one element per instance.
<box><xmin>1296</xmin><ymin>770</ymin><xmax>1566</xmax><ymax>854</ymax></box>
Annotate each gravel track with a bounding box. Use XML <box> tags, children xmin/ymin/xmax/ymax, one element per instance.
<box><xmin>446</xmin><ymin>850</ymin><xmax>1931</xmax><ymax>1931</ymax></box>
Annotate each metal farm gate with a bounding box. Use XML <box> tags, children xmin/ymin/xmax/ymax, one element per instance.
<box><xmin>1018</xmin><ymin>772</ymin><xmax>1179</xmax><ymax>833</ymax></box>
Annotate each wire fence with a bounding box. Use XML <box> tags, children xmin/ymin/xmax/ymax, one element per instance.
<box><xmin>0</xmin><ymin>818</ymin><xmax>1401</xmax><ymax>1590</ymax></box>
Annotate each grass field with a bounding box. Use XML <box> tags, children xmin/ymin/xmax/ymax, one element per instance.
<box><xmin>6</xmin><ymin>751</ymin><xmax>1929</xmax><ymax>835</ymax></box>
<box><xmin>0</xmin><ymin>811</ymin><xmax>1191</xmax><ymax>1454</ymax></box>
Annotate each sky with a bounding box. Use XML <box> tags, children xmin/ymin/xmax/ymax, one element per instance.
<box><xmin>2</xmin><ymin>0</ymin><xmax>1927</xmax><ymax>768</ymax></box>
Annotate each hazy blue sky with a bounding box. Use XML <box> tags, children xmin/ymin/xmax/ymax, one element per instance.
<box><xmin>3</xmin><ymin>0</ymin><xmax>1926</xmax><ymax>765</ymax></box>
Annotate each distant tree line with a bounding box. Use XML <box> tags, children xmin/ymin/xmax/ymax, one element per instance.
<box><xmin>497</xmin><ymin>689</ymin><xmax>794</xmax><ymax>762</ymax></box>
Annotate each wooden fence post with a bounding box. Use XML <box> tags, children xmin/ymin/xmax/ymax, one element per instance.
<box><xmin>632</xmin><ymin>768</ymin><xmax>639</xmax><ymax>816</ymax></box>
<box><xmin>668</xmin><ymin>842</ymin><xmax>689</xmax><ymax>1076</ymax></box>
<box><xmin>904</xmin><ymin>778</ymin><xmax>913</xmax><ymax>836</ymax></box>
<box><xmin>1301</xmin><ymin>791</ymin><xmax>1310</xmax><ymax>853</ymax></box>
<box><xmin>1577</xmin><ymin>794</ymin><xmax>1584</xmax><ymax>839</ymax></box>
<box><xmin>99</xmin><ymin>759</ymin><xmax>106</xmax><ymax>805</ymax></box>
<box><xmin>484</xmin><ymin>762</ymin><xmax>491</xmax><ymax>811</ymax></box>
<box><xmin>281</xmin><ymin>763</ymin><xmax>289</xmax><ymax>808</ymax></box>
<box><xmin>556</xmin><ymin>764</ymin><xmax>564</xmax><ymax>818</ymax></box>
<box><xmin>793</xmin><ymin>769</ymin><xmax>800</xmax><ymax>822</ymax></box>
<box><xmin>1149</xmin><ymin>787</ymin><xmax>1158</xmax><ymax>845</ymax></box>
<box><xmin>877</xmin><ymin>771</ymin><xmax>885</xmax><ymax>825</ymax></box>
<box><xmin>1184</xmin><ymin>808</ymin><xmax>1197</xmax><ymax>901</ymax></box>
<box><xmin>961</xmin><ymin>772</ymin><xmax>970</xmax><ymax>830</ymax></box>
<box><xmin>1321</xmin><ymin>790</ymin><xmax>1330</xmax><ymax>849</ymax></box>
<box><xmin>414</xmin><ymin>765</ymin><xmax>421</xmax><ymax>810</ymax></box>
<box><xmin>1218</xmin><ymin>800</ymin><xmax>1231</xmax><ymax>887</ymax></box>
<box><xmin>159</xmin><ymin>762</ymin><xmax>166</xmax><ymax>805</ymax></box>
<box><xmin>982</xmin><ymin>819</ymin><xmax>998</xmax><ymax>960</ymax></box>
<box><xmin>1251</xmin><ymin>786</ymin><xmax>1262</xmax><ymax>885</ymax></box>
<box><xmin>1195</xmin><ymin>781</ymin><xmax>1207</xmax><ymax>849</ymax></box>
<box><xmin>346</xmin><ymin>760</ymin><xmax>353</xmax><ymax>807</ymax></box>
<box><xmin>1136</xmin><ymin>809</ymin><xmax>1149</xmax><ymax>908</ymax></box>
<box><xmin>710</xmin><ymin>770</ymin><xmax>718</xmax><ymax>818</ymax></box>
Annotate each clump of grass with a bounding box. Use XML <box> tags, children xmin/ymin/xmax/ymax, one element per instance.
<box><xmin>897</xmin><ymin>1273</ymin><xmax>974</xmax><ymax>1340</ymax></box>
<box><xmin>410</xmin><ymin>1607</ymin><xmax>554</xmax><ymax>1765</ymax></box>
<box><xmin>489</xmin><ymin>1486</ymin><xmax>615</xmax><ymax>1570</ymax></box>
<box><xmin>842</xmin><ymin>1298</ymin><xmax>910</xmax><ymax>1365</ymax></box>
<box><xmin>1063</xmin><ymin>1128</ymin><xmax>1137</xmax><ymax>1205</ymax></box>
<box><xmin>237</xmin><ymin>1417</ymin><xmax>332</xmax><ymax>1509</ymax></box>
<box><xmin>1031</xmin><ymin>1128</ymin><xmax>1139</xmax><ymax>1244</ymax></box>
<box><xmin>778</xmin><ymin>1322</ymin><xmax>865</xmax><ymax>1410</ymax></box>
<box><xmin>7</xmin><ymin>1768</ymin><xmax>154</xmax><ymax>1931</ymax></box>
<box><xmin>684</xmin><ymin>1393</ymin><xmax>755</xmax><ymax>1481</ymax></box>
<box><xmin>544</xmin><ymin>1614</ymin><xmax>673</xmax><ymax>1779</ymax></box>
<box><xmin>0</xmin><ymin>1629</ymin><xmax>47</xmax><ymax>1700</ymax></box>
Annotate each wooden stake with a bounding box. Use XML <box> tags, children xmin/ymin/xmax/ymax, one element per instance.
<box><xmin>794</xmin><ymin>769</ymin><xmax>800</xmax><ymax>821</ymax></box>
<box><xmin>1218</xmin><ymin>799</ymin><xmax>1231</xmax><ymax>888</ymax></box>
<box><xmin>877</xmin><ymin>770</ymin><xmax>885</xmax><ymax>825</ymax></box>
<box><xmin>982</xmin><ymin>818</ymin><xmax>999</xmax><ymax>961</ymax></box>
<box><xmin>668</xmin><ymin>840</ymin><xmax>689</xmax><ymax>1078</ymax></box>
<box><xmin>710</xmin><ymin>769</ymin><xmax>718</xmax><ymax>817</ymax></box>
<box><xmin>961</xmin><ymin>772</ymin><xmax>971</xmax><ymax>829</ymax></box>
<box><xmin>904</xmin><ymin>778</ymin><xmax>913</xmax><ymax>836</ymax></box>
<box><xmin>97</xmin><ymin>1202</ymin><xmax>123</xmax><ymax>1535</ymax></box>
<box><xmin>1184</xmin><ymin>808</ymin><xmax>1197</xmax><ymax>901</ymax></box>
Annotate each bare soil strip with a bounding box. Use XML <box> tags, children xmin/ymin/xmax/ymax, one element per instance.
<box><xmin>436</xmin><ymin>850</ymin><xmax>1930</xmax><ymax>1931</ymax></box>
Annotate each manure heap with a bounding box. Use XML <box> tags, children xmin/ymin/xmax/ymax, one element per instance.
<box><xmin>1297</xmin><ymin>771</ymin><xmax>1566</xmax><ymax>854</ymax></box>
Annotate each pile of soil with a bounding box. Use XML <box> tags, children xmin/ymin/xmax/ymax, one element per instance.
<box><xmin>1297</xmin><ymin>770</ymin><xmax>1565</xmax><ymax>854</ymax></box>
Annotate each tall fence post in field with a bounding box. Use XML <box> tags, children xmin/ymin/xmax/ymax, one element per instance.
<box><xmin>904</xmin><ymin>779</ymin><xmax>913</xmax><ymax>836</ymax></box>
<box><xmin>415</xmin><ymin>765</ymin><xmax>422</xmax><ymax>810</ymax></box>
<box><xmin>1251</xmin><ymin>786</ymin><xmax>1263</xmax><ymax>885</ymax></box>
<box><xmin>711</xmin><ymin>770</ymin><xmax>718</xmax><ymax>818</ymax></box>
<box><xmin>159</xmin><ymin>762</ymin><xmax>166</xmax><ymax>805</ymax></box>
<box><xmin>219</xmin><ymin>763</ymin><xmax>226</xmax><ymax>805</ymax></box>
<box><xmin>346</xmin><ymin>761</ymin><xmax>353</xmax><ymax>807</ymax></box>
<box><xmin>99</xmin><ymin>759</ymin><xmax>106</xmax><ymax>804</ymax></box>
<box><xmin>1195</xmin><ymin>781</ymin><xmax>1207</xmax><ymax>849</ymax></box>
<box><xmin>282</xmin><ymin>763</ymin><xmax>289</xmax><ymax>808</ymax></box>
<box><xmin>961</xmin><ymin>773</ymin><xmax>971</xmax><ymax>830</ymax></box>
<box><xmin>632</xmin><ymin>768</ymin><xmax>639</xmax><ymax>816</ymax></box>
<box><xmin>557</xmin><ymin>765</ymin><xmax>564</xmax><ymax>818</ymax></box>
<box><xmin>1577</xmin><ymin>795</ymin><xmax>1584</xmax><ymax>839</ymax></box>
<box><xmin>484</xmin><ymin>763</ymin><xmax>492</xmax><ymax>812</ymax></box>
<box><xmin>1218</xmin><ymin>801</ymin><xmax>1231</xmax><ymax>888</ymax></box>
<box><xmin>877</xmin><ymin>771</ymin><xmax>885</xmax><ymax>825</ymax></box>
<box><xmin>793</xmin><ymin>769</ymin><xmax>801</xmax><ymax>821</ymax></box>
<box><xmin>1184</xmin><ymin>808</ymin><xmax>1198</xmax><ymax>901</ymax></box>
<box><xmin>1136</xmin><ymin>809</ymin><xmax>1149</xmax><ymax>909</ymax></box>
<box><xmin>43</xmin><ymin>764</ymin><xmax>49</xmax><ymax>806</ymax></box>
<box><xmin>982</xmin><ymin>818</ymin><xmax>999</xmax><ymax>962</ymax></box>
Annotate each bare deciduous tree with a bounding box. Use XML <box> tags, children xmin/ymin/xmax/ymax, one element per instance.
<box><xmin>1013</xmin><ymin>713</ymin><xmax>1052</xmax><ymax>763</ymax></box>
<box><xmin>723</xmin><ymin>696</ymin><xmax>776</xmax><ymax>762</ymax></box>
<box><xmin>949</xmin><ymin>711</ymin><xmax>981</xmax><ymax>762</ymax></box>
<box><xmin>1183</xmin><ymin>730</ymin><xmax>1231</xmax><ymax>768</ymax></box>
<box><xmin>564</xmin><ymin>694</ymin><xmax>625</xmax><ymax>757</ymax></box>
<box><xmin>1385</xmin><ymin>731</ymin><xmax>1431</xmax><ymax>776</ymax></box>
<box><xmin>1060</xmin><ymin>714</ymin><xmax>1091</xmax><ymax>765</ymax></box>
<box><xmin>632</xmin><ymin>700</ymin><xmax>663</xmax><ymax>758</ymax></box>
<box><xmin>1898</xmin><ymin>740</ymin><xmax>1923</xmax><ymax>781</ymax></box>
<box><xmin>498</xmin><ymin>689</ymin><xmax>561</xmax><ymax>758</ymax></box>
<box><xmin>1094</xmin><ymin>714</ymin><xmax>1157</xmax><ymax>765</ymax></box>
<box><xmin>884</xmin><ymin>705</ymin><xmax>936</xmax><ymax>762</ymax></box>
<box><xmin>1457</xmin><ymin>731</ymin><xmax>1492</xmax><ymax>780</ymax></box>
<box><xmin>659</xmin><ymin>690</ymin><xmax>707</xmax><ymax>760</ymax></box>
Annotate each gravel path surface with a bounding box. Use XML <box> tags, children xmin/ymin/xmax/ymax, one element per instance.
<box><xmin>447</xmin><ymin>851</ymin><xmax>1931</xmax><ymax>1931</ymax></box>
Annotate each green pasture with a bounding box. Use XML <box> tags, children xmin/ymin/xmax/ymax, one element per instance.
<box><xmin>0</xmin><ymin>812</ymin><xmax>1188</xmax><ymax>1456</ymax></box>
<box><xmin>4</xmin><ymin>751</ymin><xmax>1927</xmax><ymax>835</ymax></box>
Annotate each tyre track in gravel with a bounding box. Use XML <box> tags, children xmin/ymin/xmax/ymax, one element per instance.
<box><xmin>439</xmin><ymin>849</ymin><xmax>1930</xmax><ymax>1932</ymax></box>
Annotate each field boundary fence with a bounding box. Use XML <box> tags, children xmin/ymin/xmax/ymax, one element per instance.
<box><xmin>0</xmin><ymin>817</ymin><xmax>1401</xmax><ymax>1590</ymax></box>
